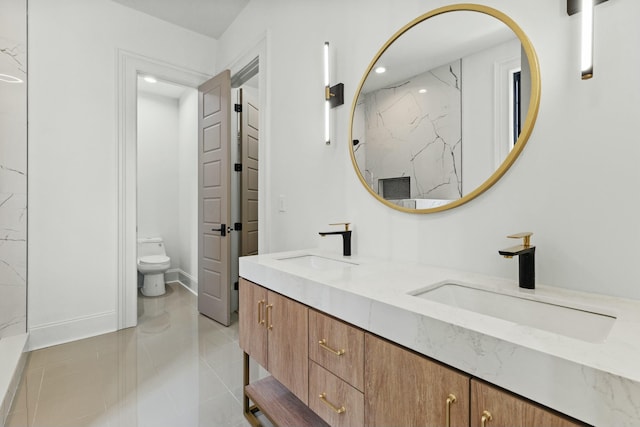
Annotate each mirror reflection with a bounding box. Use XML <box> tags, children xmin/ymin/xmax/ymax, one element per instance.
<box><xmin>350</xmin><ymin>6</ymin><xmax>539</xmax><ymax>212</ymax></box>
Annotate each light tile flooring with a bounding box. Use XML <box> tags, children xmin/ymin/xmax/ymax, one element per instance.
<box><xmin>6</xmin><ymin>283</ymin><xmax>255</xmax><ymax>427</ymax></box>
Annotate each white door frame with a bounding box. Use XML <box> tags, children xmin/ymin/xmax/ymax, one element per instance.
<box><xmin>116</xmin><ymin>34</ymin><xmax>270</xmax><ymax>329</ymax></box>
<box><xmin>222</xmin><ymin>35</ymin><xmax>270</xmax><ymax>257</ymax></box>
<box><xmin>116</xmin><ymin>49</ymin><xmax>211</xmax><ymax>329</ymax></box>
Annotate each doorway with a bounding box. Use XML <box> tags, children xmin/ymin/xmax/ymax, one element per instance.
<box><xmin>230</xmin><ymin>69</ymin><xmax>260</xmax><ymax>313</ymax></box>
<box><xmin>117</xmin><ymin>44</ymin><xmax>267</xmax><ymax>330</ymax></box>
<box><xmin>136</xmin><ymin>77</ymin><xmax>198</xmax><ymax>295</ymax></box>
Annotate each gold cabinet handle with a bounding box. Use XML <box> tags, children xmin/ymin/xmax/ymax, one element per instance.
<box><xmin>481</xmin><ymin>410</ymin><xmax>492</xmax><ymax>427</ymax></box>
<box><xmin>445</xmin><ymin>394</ymin><xmax>457</xmax><ymax>427</ymax></box>
<box><xmin>318</xmin><ymin>339</ymin><xmax>345</xmax><ymax>356</ymax></box>
<box><xmin>266</xmin><ymin>304</ymin><xmax>273</xmax><ymax>330</ymax></box>
<box><xmin>257</xmin><ymin>300</ymin><xmax>265</xmax><ymax>325</ymax></box>
<box><xmin>319</xmin><ymin>393</ymin><xmax>346</xmax><ymax>414</ymax></box>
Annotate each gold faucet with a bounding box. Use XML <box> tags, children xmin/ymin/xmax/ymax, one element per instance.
<box><xmin>319</xmin><ymin>223</ymin><xmax>352</xmax><ymax>256</ymax></box>
<box><xmin>500</xmin><ymin>232</ymin><xmax>533</xmax><ymax>258</ymax></box>
<box><xmin>499</xmin><ymin>232</ymin><xmax>535</xmax><ymax>289</ymax></box>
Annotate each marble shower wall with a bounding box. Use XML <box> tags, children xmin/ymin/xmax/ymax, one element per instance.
<box><xmin>357</xmin><ymin>60</ymin><xmax>462</xmax><ymax>201</ymax></box>
<box><xmin>0</xmin><ymin>0</ymin><xmax>27</xmax><ymax>338</ymax></box>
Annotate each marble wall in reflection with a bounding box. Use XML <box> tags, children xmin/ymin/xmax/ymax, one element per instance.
<box><xmin>359</xmin><ymin>60</ymin><xmax>462</xmax><ymax>200</ymax></box>
<box><xmin>0</xmin><ymin>0</ymin><xmax>27</xmax><ymax>338</ymax></box>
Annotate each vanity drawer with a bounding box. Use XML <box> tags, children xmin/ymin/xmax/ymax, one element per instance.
<box><xmin>309</xmin><ymin>310</ymin><xmax>364</xmax><ymax>391</ymax></box>
<box><xmin>309</xmin><ymin>361</ymin><xmax>364</xmax><ymax>427</ymax></box>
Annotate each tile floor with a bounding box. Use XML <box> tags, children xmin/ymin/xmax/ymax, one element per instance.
<box><xmin>5</xmin><ymin>283</ymin><xmax>258</xmax><ymax>427</ymax></box>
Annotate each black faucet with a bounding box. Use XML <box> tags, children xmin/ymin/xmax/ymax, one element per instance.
<box><xmin>319</xmin><ymin>223</ymin><xmax>352</xmax><ymax>256</ymax></box>
<box><xmin>499</xmin><ymin>232</ymin><xmax>535</xmax><ymax>289</ymax></box>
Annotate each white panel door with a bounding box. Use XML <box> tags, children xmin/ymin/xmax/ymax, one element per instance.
<box><xmin>241</xmin><ymin>89</ymin><xmax>259</xmax><ymax>256</ymax></box>
<box><xmin>198</xmin><ymin>70</ymin><xmax>231</xmax><ymax>326</ymax></box>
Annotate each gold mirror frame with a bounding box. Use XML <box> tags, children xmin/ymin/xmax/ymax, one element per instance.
<box><xmin>349</xmin><ymin>4</ymin><xmax>541</xmax><ymax>214</ymax></box>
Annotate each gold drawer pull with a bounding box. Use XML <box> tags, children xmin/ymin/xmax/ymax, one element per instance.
<box><xmin>319</xmin><ymin>392</ymin><xmax>346</xmax><ymax>414</ymax></box>
<box><xmin>318</xmin><ymin>339</ymin><xmax>345</xmax><ymax>356</ymax></box>
<box><xmin>257</xmin><ymin>300</ymin><xmax>265</xmax><ymax>325</ymax></box>
<box><xmin>266</xmin><ymin>304</ymin><xmax>273</xmax><ymax>330</ymax></box>
<box><xmin>481</xmin><ymin>410</ymin><xmax>492</xmax><ymax>427</ymax></box>
<box><xmin>445</xmin><ymin>394</ymin><xmax>456</xmax><ymax>427</ymax></box>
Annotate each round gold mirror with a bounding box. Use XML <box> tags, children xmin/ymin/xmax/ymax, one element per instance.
<box><xmin>350</xmin><ymin>4</ymin><xmax>540</xmax><ymax>213</ymax></box>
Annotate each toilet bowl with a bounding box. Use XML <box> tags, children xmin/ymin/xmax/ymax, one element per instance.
<box><xmin>137</xmin><ymin>237</ymin><xmax>171</xmax><ymax>297</ymax></box>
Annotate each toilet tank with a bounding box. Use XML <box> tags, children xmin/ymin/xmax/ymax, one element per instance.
<box><xmin>137</xmin><ymin>237</ymin><xmax>167</xmax><ymax>258</ymax></box>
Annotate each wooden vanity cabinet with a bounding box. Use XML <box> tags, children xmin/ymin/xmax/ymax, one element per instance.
<box><xmin>470</xmin><ymin>380</ymin><xmax>585</xmax><ymax>427</ymax></box>
<box><xmin>365</xmin><ymin>333</ymin><xmax>470</xmax><ymax>427</ymax></box>
<box><xmin>239</xmin><ymin>278</ymin><xmax>309</xmax><ymax>404</ymax></box>
<box><xmin>240</xmin><ymin>278</ymin><xmax>589</xmax><ymax>427</ymax></box>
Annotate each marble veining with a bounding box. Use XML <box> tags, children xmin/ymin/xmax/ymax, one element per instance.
<box><xmin>0</xmin><ymin>165</ymin><xmax>24</xmax><ymax>175</ymax></box>
<box><xmin>0</xmin><ymin>0</ymin><xmax>27</xmax><ymax>339</ymax></box>
<box><xmin>0</xmin><ymin>45</ymin><xmax>25</xmax><ymax>74</ymax></box>
<box><xmin>357</xmin><ymin>60</ymin><xmax>462</xmax><ymax>200</ymax></box>
<box><xmin>240</xmin><ymin>249</ymin><xmax>640</xmax><ymax>427</ymax></box>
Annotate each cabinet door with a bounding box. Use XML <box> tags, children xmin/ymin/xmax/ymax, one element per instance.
<box><xmin>309</xmin><ymin>310</ymin><xmax>365</xmax><ymax>391</ymax></box>
<box><xmin>267</xmin><ymin>291</ymin><xmax>309</xmax><ymax>404</ymax></box>
<box><xmin>471</xmin><ymin>379</ymin><xmax>586</xmax><ymax>427</ymax></box>
<box><xmin>309</xmin><ymin>361</ymin><xmax>364</xmax><ymax>427</ymax></box>
<box><xmin>365</xmin><ymin>334</ymin><xmax>470</xmax><ymax>427</ymax></box>
<box><xmin>238</xmin><ymin>278</ymin><xmax>268</xmax><ymax>368</ymax></box>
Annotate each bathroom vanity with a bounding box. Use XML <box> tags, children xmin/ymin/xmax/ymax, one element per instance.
<box><xmin>239</xmin><ymin>250</ymin><xmax>640</xmax><ymax>427</ymax></box>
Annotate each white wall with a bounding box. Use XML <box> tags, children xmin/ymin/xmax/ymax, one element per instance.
<box><xmin>218</xmin><ymin>0</ymin><xmax>640</xmax><ymax>301</ymax></box>
<box><xmin>178</xmin><ymin>89</ymin><xmax>199</xmax><ymax>286</ymax></box>
<box><xmin>137</xmin><ymin>89</ymin><xmax>198</xmax><ymax>287</ymax></box>
<box><xmin>137</xmin><ymin>92</ymin><xmax>180</xmax><ymax>268</ymax></box>
<box><xmin>28</xmin><ymin>0</ymin><xmax>216</xmax><ymax>349</ymax></box>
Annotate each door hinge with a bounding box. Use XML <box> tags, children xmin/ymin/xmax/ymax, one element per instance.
<box><xmin>234</xmin><ymin>222</ymin><xmax>242</xmax><ymax>231</ymax></box>
<box><xmin>234</xmin><ymin>281</ymin><xmax>239</xmax><ymax>290</ymax></box>
<box><xmin>234</xmin><ymin>163</ymin><xmax>242</xmax><ymax>172</ymax></box>
<box><xmin>234</xmin><ymin>104</ymin><xmax>242</xmax><ymax>112</ymax></box>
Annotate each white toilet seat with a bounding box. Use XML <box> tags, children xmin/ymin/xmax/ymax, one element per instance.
<box><xmin>138</xmin><ymin>255</ymin><xmax>170</xmax><ymax>265</ymax></box>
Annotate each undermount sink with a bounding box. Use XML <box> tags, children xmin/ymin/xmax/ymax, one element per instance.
<box><xmin>410</xmin><ymin>283</ymin><xmax>616</xmax><ymax>343</ymax></box>
<box><xmin>276</xmin><ymin>255</ymin><xmax>358</xmax><ymax>270</ymax></box>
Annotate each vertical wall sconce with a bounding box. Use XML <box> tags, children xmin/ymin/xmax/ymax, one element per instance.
<box><xmin>324</xmin><ymin>41</ymin><xmax>344</xmax><ymax>145</ymax></box>
<box><xmin>567</xmin><ymin>0</ymin><xmax>609</xmax><ymax>80</ymax></box>
<box><xmin>580</xmin><ymin>0</ymin><xmax>594</xmax><ymax>79</ymax></box>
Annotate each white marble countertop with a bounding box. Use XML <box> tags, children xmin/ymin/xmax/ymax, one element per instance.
<box><xmin>239</xmin><ymin>249</ymin><xmax>640</xmax><ymax>427</ymax></box>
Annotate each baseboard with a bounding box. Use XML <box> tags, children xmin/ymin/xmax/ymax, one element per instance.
<box><xmin>0</xmin><ymin>333</ymin><xmax>28</xmax><ymax>425</ymax></box>
<box><xmin>27</xmin><ymin>311</ymin><xmax>116</xmax><ymax>351</ymax></box>
<box><xmin>177</xmin><ymin>270</ymin><xmax>197</xmax><ymax>294</ymax></box>
<box><xmin>173</xmin><ymin>280</ymin><xmax>197</xmax><ymax>296</ymax></box>
<box><xmin>164</xmin><ymin>269</ymin><xmax>179</xmax><ymax>283</ymax></box>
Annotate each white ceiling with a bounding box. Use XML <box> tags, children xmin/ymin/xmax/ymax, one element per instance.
<box><xmin>138</xmin><ymin>76</ymin><xmax>193</xmax><ymax>99</ymax></box>
<box><xmin>110</xmin><ymin>0</ymin><xmax>249</xmax><ymax>39</ymax></box>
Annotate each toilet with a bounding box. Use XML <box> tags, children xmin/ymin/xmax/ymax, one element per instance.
<box><xmin>137</xmin><ymin>237</ymin><xmax>171</xmax><ymax>297</ymax></box>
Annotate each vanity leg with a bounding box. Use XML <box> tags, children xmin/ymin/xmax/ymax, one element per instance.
<box><xmin>243</xmin><ymin>352</ymin><xmax>262</xmax><ymax>427</ymax></box>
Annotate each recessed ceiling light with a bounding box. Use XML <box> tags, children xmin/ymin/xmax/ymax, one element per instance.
<box><xmin>374</xmin><ymin>66</ymin><xmax>386</xmax><ymax>74</ymax></box>
<box><xmin>418</xmin><ymin>89</ymin><xmax>427</xmax><ymax>94</ymax></box>
<box><xmin>0</xmin><ymin>73</ymin><xmax>23</xmax><ymax>83</ymax></box>
<box><xmin>143</xmin><ymin>75</ymin><xmax>157</xmax><ymax>84</ymax></box>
